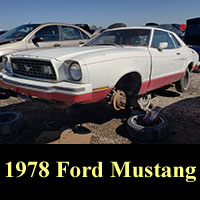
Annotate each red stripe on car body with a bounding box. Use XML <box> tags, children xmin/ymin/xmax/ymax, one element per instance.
<box><xmin>0</xmin><ymin>72</ymin><xmax>184</xmax><ymax>104</ymax></box>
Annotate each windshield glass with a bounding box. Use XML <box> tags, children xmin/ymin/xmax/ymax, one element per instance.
<box><xmin>85</xmin><ymin>29</ymin><xmax>151</xmax><ymax>47</ymax></box>
<box><xmin>0</xmin><ymin>24</ymin><xmax>41</xmax><ymax>41</ymax></box>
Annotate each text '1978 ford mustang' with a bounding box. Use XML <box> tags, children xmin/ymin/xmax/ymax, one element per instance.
<box><xmin>0</xmin><ymin>27</ymin><xmax>199</xmax><ymax>111</ymax></box>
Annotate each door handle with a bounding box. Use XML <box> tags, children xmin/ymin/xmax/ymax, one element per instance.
<box><xmin>79</xmin><ymin>41</ymin><xmax>85</xmax><ymax>45</ymax></box>
<box><xmin>176</xmin><ymin>52</ymin><xmax>181</xmax><ymax>55</ymax></box>
<box><xmin>53</xmin><ymin>43</ymin><xmax>61</xmax><ymax>47</ymax></box>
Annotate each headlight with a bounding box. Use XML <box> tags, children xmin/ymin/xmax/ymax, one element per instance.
<box><xmin>3</xmin><ymin>57</ymin><xmax>11</xmax><ymax>72</ymax></box>
<box><xmin>69</xmin><ymin>62</ymin><xmax>82</xmax><ymax>81</ymax></box>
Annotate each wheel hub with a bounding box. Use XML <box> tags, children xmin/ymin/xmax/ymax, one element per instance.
<box><xmin>112</xmin><ymin>90</ymin><xmax>127</xmax><ymax>111</ymax></box>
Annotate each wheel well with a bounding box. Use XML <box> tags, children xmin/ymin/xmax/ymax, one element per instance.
<box><xmin>188</xmin><ymin>62</ymin><xmax>194</xmax><ymax>72</ymax></box>
<box><xmin>115</xmin><ymin>72</ymin><xmax>142</xmax><ymax>96</ymax></box>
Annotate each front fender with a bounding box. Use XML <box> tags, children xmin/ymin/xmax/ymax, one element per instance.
<box><xmin>0</xmin><ymin>49</ymin><xmax>19</xmax><ymax>59</ymax></box>
<box><xmin>113</xmin><ymin>67</ymin><xmax>142</xmax><ymax>87</ymax></box>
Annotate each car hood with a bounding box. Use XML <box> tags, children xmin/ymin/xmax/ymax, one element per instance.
<box><xmin>0</xmin><ymin>38</ymin><xmax>19</xmax><ymax>45</ymax></box>
<box><xmin>11</xmin><ymin>46</ymin><xmax>122</xmax><ymax>61</ymax></box>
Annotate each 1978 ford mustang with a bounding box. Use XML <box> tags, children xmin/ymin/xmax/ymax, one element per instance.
<box><xmin>0</xmin><ymin>27</ymin><xmax>199</xmax><ymax>111</ymax></box>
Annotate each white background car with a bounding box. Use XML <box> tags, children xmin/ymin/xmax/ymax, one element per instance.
<box><xmin>0</xmin><ymin>23</ymin><xmax>91</xmax><ymax>69</ymax></box>
<box><xmin>0</xmin><ymin>27</ymin><xmax>199</xmax><ymax>111</ymax></box>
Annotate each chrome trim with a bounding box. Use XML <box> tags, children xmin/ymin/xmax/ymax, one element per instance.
<box><xmin>10</xmin><ymin>58</ymin><xmax>57</xmax><ymax>81</ymax></box>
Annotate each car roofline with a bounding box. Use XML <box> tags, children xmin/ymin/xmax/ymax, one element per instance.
<box><xmin>40</xmin><ymin>22</ymin><xmax>74</xmax><ymax>26</ymax></box>
<box><xmin>39</xmin><ymin>22</ymin><xmax>92</xmax><ymax>36</ymax></box>
<box><xmin>105</xmin><ymin>26</ymin><xmax>177</xmax><ymax>34</ymax></box>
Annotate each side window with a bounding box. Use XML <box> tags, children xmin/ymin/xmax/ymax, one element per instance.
<box><xmin>170</xmin><ymin>33</ymin><xmax>182</xmax><ymax>48</ymax></box>
<box><xmin>151</xmin><ymin>30</ymin><xmax>176</xmax><ymax>49</ymax></box>
<box><xmin>35</xmin><ymin>25</ymin><xmax>59</xmax><ymax>42</ymax></box>
<box><xmin>61</xmin><ymin>26</ymin><xmax>82</xmax><ymax>40</ymax></box>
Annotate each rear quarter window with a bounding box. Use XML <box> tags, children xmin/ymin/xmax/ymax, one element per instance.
<box><xmin>170</xmin><ymin>33</ymin><xmax>182</xmax><ymax>48</ymax></box>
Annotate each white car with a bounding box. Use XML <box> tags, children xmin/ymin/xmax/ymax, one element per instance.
<box><xmin>0</xmin><ymin>27</ymin><xmax>199</xmax><ymax>110</ymax></box>
<box><xmin>0</xmin><ymin>23</ymin><xmax>91</xmax><ymax>70</ymax></box>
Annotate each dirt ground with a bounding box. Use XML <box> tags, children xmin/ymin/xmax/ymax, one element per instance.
<box><xmin>0</xmin><ymin>71</ymin><xmax>199</xmax><ymax>144</ymax></box>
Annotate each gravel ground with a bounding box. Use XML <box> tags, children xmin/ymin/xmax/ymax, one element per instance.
<box><xmin>0</xmin><ymin>71</ymin><xmax>199</xmax><ymax>144</ymax></box>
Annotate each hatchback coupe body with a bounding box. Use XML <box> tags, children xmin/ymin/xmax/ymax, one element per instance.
<box><xmin>0</xmin><ymin>27</ymin><xmax>199</xmax><ymax>110</ymax></box>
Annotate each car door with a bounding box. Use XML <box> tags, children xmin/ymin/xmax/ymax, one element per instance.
<box><xmin>59</xmin><ymin>26</ymin><xmax>90</xmax><ymax>47</ymax></box>
<box><xmin>26</xmin><ymin>25</ymin><xmax>61</xmax><ymax>50</ymax></box>
<box><xmin>169</xmin><ymin>32</ymin><xmax>188</xmax><ymax>69</ymax></box>
<box><xmin>147</xmin><ymin>29</ymin><xmax>185</xmax><ymax>91</ymax></box>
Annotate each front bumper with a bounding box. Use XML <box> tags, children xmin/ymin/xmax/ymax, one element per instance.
<box><xmin>0</xmin><ymin>73</ymin><xmax>93</xmax><ymax>103</ymax></box>
<box><xmin>0</xmin><ymin>73</ymin><xmax>113</xmax><ymax>104</ymax></box>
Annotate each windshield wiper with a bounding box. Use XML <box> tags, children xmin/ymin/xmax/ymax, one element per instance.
<box><xmin>95</xmin><ymin>43</ymin><xmax>123</xmax><ymax>48</ymax></box>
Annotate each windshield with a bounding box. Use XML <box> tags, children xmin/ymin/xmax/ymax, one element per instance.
<box><xmin>0</xmin><ymin>24</ymin><xmax>41</xmax><ymax>41</ymax></box>
<box><xmin>85</xmin><ymin>29</ymin><xmax>151</xmax><ymax>47</ymax></box>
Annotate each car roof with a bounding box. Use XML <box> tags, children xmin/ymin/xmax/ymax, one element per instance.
<box><xmin>104</xmin><ymin>26</ymin><xmax>175</xmax><ymax>34</ymax></box>
<box><xmin>38</xmin><ymin>22</ymin><xmax>78</xmax><ymax>27</ymax></box>
<box><xmin>34</xmin><ymin>22</ymin><xmax>92</xmax><ymax>36</ymax></box>
<box><xmin>21</xmin><ymin>22</ymin><xmax>90</xmax><ymax>30</ymax></box>
<box><xmin>187</xmin><ymin>17</ymin><xmax>200</xmax><ymax>25</ymax></box>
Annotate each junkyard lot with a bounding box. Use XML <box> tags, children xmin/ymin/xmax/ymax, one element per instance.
<box><xmin>0</xmin><ymin>72</ymin><xmax>199</xmax><ymax>144</ymax></box>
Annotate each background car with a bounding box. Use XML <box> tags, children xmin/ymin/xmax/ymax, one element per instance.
<box><xmin>91</xmin><ymin>23</ymin><xmax>127</xmax><ymax>37</ymax></box>
<box><xmin>0</xmin><ymin>22</ymin><xmax>91</xmax><ymax>70</ymax></box>
<box><xmin>156</xmin><ymin>24</ymin><xmax>183</xmax><ymax>37</ymax></box>
<box><xmin>184</xmin><ymin>17</ymin><xmax>200</xmax><ymax>71</ymax></box>
<box><xmin>145</xmin><ymin>22</ymin><xmax>159</xmax><ymax>27</ymax></box>
<box><xmin>0</xmin><ymin>30</ymin><xmax>7</xmax><ymax>35</ymax></box>
<box><xmin>146</xmin><ymin>23</ymin><xmax>184</xmax><ymax>38</ymax></box>
<box><xmin>74</xmin><ymin>24</ymin><xmax>92</xmax><ymax>34</ymax></box>
<box><xmin>172</xmin><ymin>24</ymin><xmax>186</xmax><ymax>32</ymax></box>
<box><xmin>107</xmin><ymin>23</ymin><xmax>127</xmax><ymax>29</ymax></box>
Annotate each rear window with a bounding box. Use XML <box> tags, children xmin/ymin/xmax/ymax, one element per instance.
<box><xmin>170</xmin><ymin>33</ymin><xmax>182</xmax><ymax>48</ymax></box>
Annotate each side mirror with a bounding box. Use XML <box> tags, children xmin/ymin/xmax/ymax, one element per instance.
<box><xmin>158</xmin><ymin>42</ymin><xmax>168</xmax><ymax>51</ymax></box>
<box><xmin>32</xmin><ymin>37</ymin><xmax>44</xmax><ymax>43</ymax></box>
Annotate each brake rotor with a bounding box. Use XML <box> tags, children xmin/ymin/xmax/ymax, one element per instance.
<box><xmin>112</xmin><ymin>90</ymin><xmax>127</xmax><ymax>111</ymax></box>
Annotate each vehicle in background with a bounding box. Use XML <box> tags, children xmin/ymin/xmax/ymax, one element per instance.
<box><xmin>172</xmin><ymin>24</ymin><xmax>184</xmax><ymax>31</ymax></box>
<box><xmin>0</xmin><ymin>27</ymin><xmax>198</xmax><ymax>111</ymax></box>
<box><xmin>0</xmin><ymin>23</ymin><xmax>91</xmax><ymax>71</ymax></box>
<box><xmin>91</xmin><ymin>23</ymin><xmax>127</xmax><ymax>37</ymax></box>
<box><xmin>145</xmin><ymin>23</ymin><xmax>159</xmax><ymax>27</ymax></box>
<box><xmin>184</xmin><ymin>17</ymin><xmax>200</xmax><ymax>71</ymax></box>
<box><xmin>74</xmin><ymin>24</ymin><xmax>106</xmax><ymax>36</ymax></box>
<box><xmin>157</xmin><ymin>24</ymin><xmax>183</xmax><ymax>37</ymax></box>
<box><xmin>76</xmin><ymin>23</ymin><xmax>128</xmax><ymax>37</ymax></box>
<box><xmin>107</xmin><ymin>23</ymin><xmax>127</xmax><ymax>29</ymax></box>
<box><xmin>74</xmin><ymin>24</ymin><xmax>91</xmax><ymax>34</ymax></box>
<box><xmin>91</xmin><ymin>28</ymin><xmax>106</xmax><ymax>37</ymax></box>
<box><xmin>146</xmin><ymin>23</ymin><xmax>184</xmax><ymax>38</ymax></box>
<box><xmin>173</xmin><ymin>24</ymin><xmax>186</xmax><ymax>32</ymax></box>
<box><xmin>0</xmin><ymin>30</ymin><xmax>7</xmax><ymax>35</ymax></box>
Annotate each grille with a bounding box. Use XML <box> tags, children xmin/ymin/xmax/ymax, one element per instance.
<box><xmin>11</xmin><ymin>59</ymin><xmax>56</xmax><ymax>80</ymax></box>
